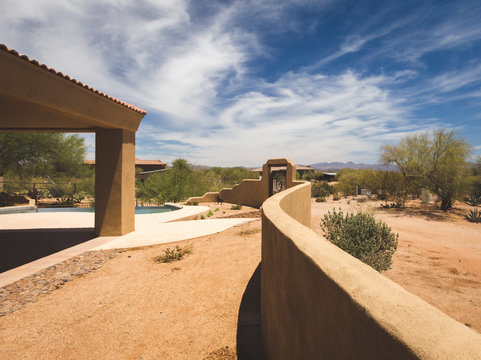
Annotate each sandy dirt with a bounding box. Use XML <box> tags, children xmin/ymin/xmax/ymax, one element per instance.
<box><xmin>1</xmin><ymin>197</ymin><xmax>479</xmax><ymax>359</ymax></box>
<box><xmin>190</xmin><ymin>202</ymin><xmax>261</xmax><ymax>220</ymax></box>
<box><xmin>0</xmin><ymin>220</ymin><xmax>263</xmax><ymax>360</ymax></box>
<box><xmin>311</xmin><ymin>197</ymin><xmax>481</xmax><ymax>333</ymax></box>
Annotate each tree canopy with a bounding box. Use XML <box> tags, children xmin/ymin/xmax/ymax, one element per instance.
<box><xmin>136</xmin><ymin>159</ymin><xmax>257</xmax><ymax>203</ymax></box>
<box><xmin>381</xmin><ymin>129</ymin><xmax>471</xmax><ymax>210</ymax></box>
<box><xmin>0</xmin><ymin>133</ymin><xmax>87</xmax><ymax>180</ymax></box>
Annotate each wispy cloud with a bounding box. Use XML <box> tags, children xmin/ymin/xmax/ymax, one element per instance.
<box><xmin>139</xmin><ymin>70</ymin><xmax>439</xmax><ymax>166</ymax></box>
<box><xmin>1</xmin><ymin>0</ymin><xmax>479</xmax><ymax>165</ymax></box>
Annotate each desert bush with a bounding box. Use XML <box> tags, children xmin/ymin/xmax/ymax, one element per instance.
<box><xmin>231</xmin><ymin>204</ymin><xmax>242</xmax><ymax>210</ymax></box>
<box><xmin>311</xmin><ymin>181</ymin><xmax>333</xmax><ymax>198</ymax></box>
<box><xmin>320</xmin><ymin>209</ymin><xmax>398</xmax><ymax>271</ymax></box>
<box><xmin>380</xmin><ymin>200</ymin><xmax>406</xmax><ymax>209</ymax></box>
<box><xmin>153</xmin><ymin>245</ymin><xmax>192</xmax><ymax>263</ymax></box>
<box><xmin>315</xmin><ymin>197</ymin><xmax>326</xmax><ymax>202</ymax></box>
<box><xmin>332</xmin><ymin>195</ymin><xmax>340</xmax><ymax>201</ymax></box>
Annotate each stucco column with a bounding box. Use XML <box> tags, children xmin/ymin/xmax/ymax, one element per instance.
<box><xmin>95</xmin><ymin>129</ymin><xmax>135</xmax><ymax>236</ymax></box>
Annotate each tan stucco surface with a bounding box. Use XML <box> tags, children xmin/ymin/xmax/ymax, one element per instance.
<box><xmin>261</xmin><ymin>182</ymin><xmax>481</xmax><ymax>359</ymax></box>
<box><xmin>186</xmin><ymin>158</ymin><xmax>301</xmax><ymax>208</ymax></box>
<box><xmin>0</xmin><ymin>49</ymin><xmax>144</xmax><ymax>132</ymax></box>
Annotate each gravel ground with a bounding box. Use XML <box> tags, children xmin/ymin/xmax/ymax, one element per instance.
<box><xmin>0</xmin><ymin>249</ymin><xmax>121</xmax><ymax>317</ymax></box>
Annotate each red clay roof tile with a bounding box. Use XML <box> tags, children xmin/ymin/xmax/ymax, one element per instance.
<box><xmin>0</xmin><ymin>43</ymin><xmax>147</xmax><ymax>115</ymax></box>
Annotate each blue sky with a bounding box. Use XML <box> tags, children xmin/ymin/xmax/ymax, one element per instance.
<box><xmin>2</xmin><ymin>0</ymin><xmax>481</xmax><ymax>166</ymax></box>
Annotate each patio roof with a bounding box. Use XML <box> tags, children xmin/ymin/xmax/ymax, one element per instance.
<box><xmin>0</xmin><ymin>44</ymin><xmax>145</xmax><ymax>132</ymax></box>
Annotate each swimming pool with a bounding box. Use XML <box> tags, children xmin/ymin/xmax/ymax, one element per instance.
<box><xmin>37</xmin><ymin>205</ymin><xmax>179</xmax><ymax>214</ymax></box>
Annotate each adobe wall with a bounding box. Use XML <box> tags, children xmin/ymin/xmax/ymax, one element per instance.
<box><xmin>261</xmin><ymin>182</ymin><xmax>481</xmax><ymax>359</ymax></box>
<box><xmin>185</xmin><ymin>158</ymin><xmax>301</xmax><ymax>208</ymax></box>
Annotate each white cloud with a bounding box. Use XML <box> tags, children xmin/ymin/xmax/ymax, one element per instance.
<box><xmin>1</xmin><ymin>0</ymin><xmax>473</xmax><ymax>166</ymax></box>
<box><xmin>139</xmin><ymin>69</ymin><xmax>440</xmax><ymax>166</ymax></box>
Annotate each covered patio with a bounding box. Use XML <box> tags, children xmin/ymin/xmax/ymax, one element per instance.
<box><xmin>0</xmin><ymin>44</ymin><xmax>146</xmax><ymax>236</ymax></box>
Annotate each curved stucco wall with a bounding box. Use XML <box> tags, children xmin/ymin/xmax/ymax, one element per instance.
<box><xmin>261</xmin><ymin>182</ymin><xmax>481</xmax><ymax>359</ymax></box>
<box><xmin>185</xmin><ymin>179</ymin><xmax>268</xmax><ymax>208</ymax></box>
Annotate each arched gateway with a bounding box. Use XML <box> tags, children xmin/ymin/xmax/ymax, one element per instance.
<box><xmin>0</xmin><ymin>44</ymin><xmax>146</xmax><ymax>236</ymax></box>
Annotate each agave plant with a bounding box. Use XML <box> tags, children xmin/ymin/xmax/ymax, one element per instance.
<box><xmin>465</xmin><ymin>208</ymin><xmax>481</xmax><ymax>223</ymax></box>
<box><xmin>465</xmin><ymin>195</ymin><xmax>481</xmax><ymax>207</ymax></box>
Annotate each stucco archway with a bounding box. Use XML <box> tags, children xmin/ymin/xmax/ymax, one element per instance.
<box><xmin>0</xmin><ymin>45</ymin><xmax>146</xmax><ymax>236</ymax></box>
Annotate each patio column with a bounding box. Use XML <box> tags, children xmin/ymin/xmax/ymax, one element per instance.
<box><xmin>95</xmin><ymin>129</ymin><xmax>135</xmax><ymax>236</ymax></box>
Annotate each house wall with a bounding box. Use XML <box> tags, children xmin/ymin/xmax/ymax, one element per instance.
<box><xmin>261</xmin><ymin>181</ymin><xmax>481</xmax><ymax>359</ymax></box>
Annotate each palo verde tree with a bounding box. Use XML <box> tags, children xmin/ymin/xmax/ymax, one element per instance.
<box><xmin>381</xmin><ymin>129</ymin><xmax>471</xmax><ymax>211</ymax></box>
<box><xmin>0</xmin><ymin>132</ymin><xmax>87</xmax><ymax>180</ymax></box>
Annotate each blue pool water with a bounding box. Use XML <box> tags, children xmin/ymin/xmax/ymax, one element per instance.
<box><xmin>37</xmin><ymin>206</ymin><xmax>177</xmax><ymax>214</ymax></box>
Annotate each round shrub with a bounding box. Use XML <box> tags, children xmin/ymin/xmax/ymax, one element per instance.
<box><xmin>320</xmin><ymin>209</ymin><xmax>398</xmax><ymax>271</ymax></box>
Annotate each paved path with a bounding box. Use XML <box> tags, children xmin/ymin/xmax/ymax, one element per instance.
<box><xmin>0</xmin><ymin>205</ymin><xmax>257</xmax><ymax>287</ymax></box>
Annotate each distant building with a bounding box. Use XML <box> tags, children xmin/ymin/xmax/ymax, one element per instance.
<box><xmin>85</xmin><ymin>158</ymin><xmax>166</xmax><ymax>172</ymax></box>
<box><xmin>321</xmin><ymin>172</ymin><xmax>337</xmax><ymax>182</ymax></box>
<box><xmin>252</xmin><ymin>165</ymin><xmax>315</xmax><ymax>178</ymax></box>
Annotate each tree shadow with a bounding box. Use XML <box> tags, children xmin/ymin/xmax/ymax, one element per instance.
<box><xmin>0</xmin><ymin>228</ymin><xmax>95</xmax><ymax>273</ymax></box>
<box><xmin>236</xmin><ymin>262</ymin><xmax>266</xmax><ymax>360</ymax></box>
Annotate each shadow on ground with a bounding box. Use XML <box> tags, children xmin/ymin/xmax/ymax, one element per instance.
<box><xmin>0</xmin><ymin>228</ymin><xmax>95</xmax><ymax>273</ymax></box>
<box><xmin>236</xmin><ymin>262</ymin><xmax>266</xmax><ymax>360</ymax></box>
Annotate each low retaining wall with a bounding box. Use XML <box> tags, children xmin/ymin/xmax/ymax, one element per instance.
<box><xmin>261</xmin><ymin>182</ymin><xmax>481</xmax><ymax>359</ymax></box>
<box><xmin>186</xmin><ymin>158</ymin><xmax>303</xmax><ymax>208</ymax></box>
<box><xmin>185</xmin><ymin>179</ymin><xmax>267</xmax><ymax>208</ymax></box>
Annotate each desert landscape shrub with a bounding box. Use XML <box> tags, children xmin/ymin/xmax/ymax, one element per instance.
<box><xmin>231</xmin><ymin>204</ymin><xmax>242</xmax><ymax>210</ymax></box>
<box><xmin>311</xmin><ymin>181</ymin><xmax>333</xmax><ymax>198</ymax></box>
<box><xmin>315</xmin><ymin>197</ymin><xmax>326</xmax><ymax>202</ymax></box>
<box><xmin>320</xmin><ymin>209</ymin><xmax>398</xmax><ymax>271</ymax></box>
<box><xmin>153</xmin><ymin>245</ymin><xmax>192</xmax><ymax>263</ymax></box>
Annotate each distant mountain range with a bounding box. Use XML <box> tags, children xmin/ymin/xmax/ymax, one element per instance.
<box><xmin>188</xmin><ymin>161</ymin><xmax>397</xmax><ymax>171</ymax></box>
<box><xmin>308</xmin><ymin>162</ymin><xmax>397</xmax><ymax>171</ymax></box>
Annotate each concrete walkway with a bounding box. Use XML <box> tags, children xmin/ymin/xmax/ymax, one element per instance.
<box><xmin>0</xmin><ymin>205</ymin><xmax>258</xmax><ymax>287</ymax></box>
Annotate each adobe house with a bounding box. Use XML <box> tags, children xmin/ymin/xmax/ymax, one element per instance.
<box><xmin>252</xmin><ymin>164</ymin><xmax>315</xmax><ymax>178</ymax></box>
<box><xmin>0</xmin><ymin>44</ymin><xmax>146</xmax><ymax>236</ymax></box>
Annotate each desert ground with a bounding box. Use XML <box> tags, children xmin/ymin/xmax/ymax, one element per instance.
<box><xmin>0</xmin><ymin>199</ymin><xmax>479</xmax><ymax>359</ymax></box>
<box><xmin>311</xmin><ymin>197</ymin><xmax>481</xmax><ymax>333</ymax></box>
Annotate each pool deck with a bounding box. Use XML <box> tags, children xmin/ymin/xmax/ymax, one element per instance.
<box><xmin>0</xmin><ymin>205</ymin><xmax>258</xmax><ymax>288</ymax></box>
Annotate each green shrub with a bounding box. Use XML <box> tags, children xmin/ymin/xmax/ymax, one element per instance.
<box><xmin>465</xmin><ymin>208</ymin><xmax>481</xmax><ymax>223</ymax></box>
<box><xmin>311</xmin><ymin>181</ymin><xmax>333</xmax><ymax>198</ymax></box>
<box><xmin>153</xmin><ymin>245</ymin><xmax>192</xmax><ymax>263</ymax></box>
<box><xmin>320</xmin><ymin>209</ymin><xmax>398</xmax><ymax>271</ymax></box>
<box><xmin>214</xmin><ymin>207</ymin><xmax>219</xmax><ymax>212</ymax></box>
<box><xmin>380</xmin><ymin>200</ymin><xmax>405</xmax><ymax>209</ymax></box>
<box><xmin>332</xmin><ymin>195</ymin><xmax>340</xmax><ymax>201</ymax></box>
<box><xmin>186</xmin><ymin>201</ymin><xmax>198</xmax><ymax>206</ymax></box>
<box><xmin>207</xmin><ymin>210</ymin><xmax>214</xmax><ymax>217</ymax></box>
<box><xmin>231</xmin><ymin>204</ymin><xmax>242</xmax><ymax>210</ymax></box>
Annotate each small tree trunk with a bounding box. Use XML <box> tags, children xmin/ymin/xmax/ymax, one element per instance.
<box><xmin>440</xmin><ymin>197</ymin><xmax>453</xmax><ymax>211</ymax></box>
